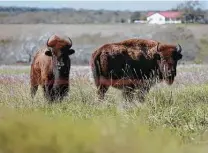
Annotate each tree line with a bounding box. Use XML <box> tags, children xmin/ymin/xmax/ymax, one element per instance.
<box><xmin>0</xmin><ymin>1</ymin><xmax>207</xmax><ymax>24</ymax></box>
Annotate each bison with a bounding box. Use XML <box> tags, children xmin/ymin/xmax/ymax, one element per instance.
<box><xmin>90</xmin><ymin>38</ymin><xmax>183</xmax><ymax>102</ymax></box>
<box><xmin>30</xmin><ymin>34</ymin><xmax>75</xmax><ymax>102</ymax></box>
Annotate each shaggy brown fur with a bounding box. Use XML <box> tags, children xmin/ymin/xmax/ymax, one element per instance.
<box><xmin>30</xmin><ymin>35</ymin><xmax>75</xmax><ymax>102</ymax></box>
<box><xmin>90</xmin><ymin>38</ymin><xmax>183</xmax><ymax>102</ymax></box>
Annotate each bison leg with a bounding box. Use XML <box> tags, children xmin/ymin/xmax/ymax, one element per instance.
<box><xmin>97</xmin><ymin>85</ymin><xmax>109</xmax><ymax>100</ymax></box>
<box><xmin>59</xmin><ymin>85</ymin><xmax>69</xmax><ymax>100</ymax></box>
<box><xmin>30</xmin><ymin>70</ymin><xmax>39</xmax><ymax>99</ymax></box>
<box><xmin>43</xmin><ymin>85</ymin><xmax>54</xmax><ymax>102</ymax></box>
<box><xmin>137</xmin><ymin>86</ymin><xmax>150</xmax><ymax>103</ymax></box>
<box><xmin>53</xmin><ymin>84</ymin><xmax>69</xmax><ymax>101</ymax></box>
<box><xmin>43</xmin><ymin>80</ymin><xmax>55</xmax><ymax>102</ymax></box>
<box><xmin>122</xmin><ymin>87</ymin><xmax>135</xmax><ymax>102</ymax></box>
<box><xmin>137</xmin><ymin>91</ymin><xmax>146</xmax><ymax>103</ymax></box>
<box><xmin>31</xmin><ymin>85</ymin><xmax>38</xmax><ymax>99</ymax></box>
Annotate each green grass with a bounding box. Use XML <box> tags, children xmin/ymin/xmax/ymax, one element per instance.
<box><xmin>1</xmin><ymin>74</ymin><xmax>208</xmax><ymax>153</ymax></box>
<box><xmin>0</xmin><ymin>68</ymin><xmax>30</xmax><ymax>75</ymax></box>
<box><xmin>0</xmin><ymin>107</ymin><xmax>185</xmax><ymax>153</ymax></box>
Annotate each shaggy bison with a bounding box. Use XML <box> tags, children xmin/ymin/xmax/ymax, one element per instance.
<box><xmin>90</xmin><ymin>38</ymin><xmax>183</xmax><ymax>102</ymax></box>
<box><xmin>30</xmin><ymin>34</ymin><xmax>75</xmax><ymax>102</ymax></box>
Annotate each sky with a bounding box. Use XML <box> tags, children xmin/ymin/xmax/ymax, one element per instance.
<box><xmin>0</xmin><ymin>0</ymin><xmax>208</xmax><ymax>11</ymax></box>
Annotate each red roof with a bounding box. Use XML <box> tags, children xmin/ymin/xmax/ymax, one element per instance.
<box><xmin>147</xmin><ymin>11</ymin><xmax>181</xmax><ymax>18</ymax></box>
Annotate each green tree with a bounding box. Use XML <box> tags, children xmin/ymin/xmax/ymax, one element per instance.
<box><xmin>175</xmin><ymin>1</ymin><xmax>205</xmax><ymax>23</ymax></box>
<box><xmin>130</xmin><ymin>11</ymin><xmax>141</xmax><ymax>22</ymax></box>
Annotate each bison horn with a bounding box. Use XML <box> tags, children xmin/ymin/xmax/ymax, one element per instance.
<box><xmin>46</xmin><ymin>35</ymin><xmax>56</xmax><ymax>47</ymax></box>
<box><xmin>68</xmin><ymin>37</ymin><xmax>73</xmax><ymax>48</ymax></box>
<box><xmin>176</xmin><ymin>44</ymin><xmax>182</xmax><ymax>53</ymax></box>
<box><xmin>46</xmin><ymin>38</ymin><xmax>50</xmax><ymax>47</ymax></box>
<box><xmin>156</xmin><ymin>42</ymin><xmax>160</xmax><ymax>52</ymax></box>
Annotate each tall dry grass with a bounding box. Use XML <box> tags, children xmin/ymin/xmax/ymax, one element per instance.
<box><xmin>0</xmin><ymin>64</ymin><xmax>208</xmax><ymax>152</ymax></box>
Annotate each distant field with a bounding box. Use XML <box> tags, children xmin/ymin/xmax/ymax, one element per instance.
<box><xmin>1</xmin><ymin>24</ymin><xmax>208</xmax><ymax>39</ymax></box>
<box><xmin>1</xmin><ymin>64</ymin><xmax>208</xmax><ymax>86</ymax></box>
<box><xmin>0</xmin><ymin>23</ymin><xmax>208</xmax><ymax>65</ymax></box>
<box><xmin>0</xmin><ymin>24</ymin><xmax>141</xmax><ymax>39</ymax></box>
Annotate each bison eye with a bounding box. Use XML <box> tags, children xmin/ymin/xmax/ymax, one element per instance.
<box><xmin>45</xmin><ymin>50</ymin><xmax>52</xmax><ymax>56</ymax></box>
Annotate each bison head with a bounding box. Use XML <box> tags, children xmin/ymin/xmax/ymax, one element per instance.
<box><xmin>154</xmin><ymin>43</ymin><xmax>183</xmax><ymax>85</ymax></box>
<box><xmin>45</xmin><ymin>34</ymin><xmax>75</xmax><ymax>79</ymax></box>
<box><xmin>45</xmin><ymin>34</ymin><xmax>75</xmax><ymax>57</ymax></box>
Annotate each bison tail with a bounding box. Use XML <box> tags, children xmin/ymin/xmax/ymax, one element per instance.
<box><xmin>90</xmin><ymin>52</ymin><xmax>101</xmax><ymax>87</ymax></box>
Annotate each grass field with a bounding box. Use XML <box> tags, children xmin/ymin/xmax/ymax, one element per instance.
<box><xmin>1</xmin><ymin>64</ymin><xmax>208</xmax><ymax>153</ymax></box>
<box><xmin>0</xmin><ymin>23</ymin><xmax>208</xmax><ymax>152</ymax></box>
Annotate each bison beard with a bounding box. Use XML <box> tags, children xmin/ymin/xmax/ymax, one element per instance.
<box><xmin>49</xmin><ymin>55</ymin><xmax>71</xmax><ymax>101</ymax></box>
<box><xmin>90</xmin><ymin>38</ymin><xmax>182</xmax><ymax>102</ymax></box>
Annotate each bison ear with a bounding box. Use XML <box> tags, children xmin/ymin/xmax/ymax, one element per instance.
<box><xmin>45</xmin><ymin>48</ymin><xmax>53</xmax><ymax>56</ymax></box>
<box><xmin>68</xmin><ymin>49</ymin><xmax>75</xmax><ymax>55</ymax></box>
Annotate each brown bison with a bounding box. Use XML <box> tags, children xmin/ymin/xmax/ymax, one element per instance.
<box><xmin>90</xmin><ymin>38</ymin><xmax>183</xmax><ymax>102</ymax></box>
<box><xmin>30</xmin><ymin>34</ymin><xmax>75</xmax><ymax>102</ymax></box>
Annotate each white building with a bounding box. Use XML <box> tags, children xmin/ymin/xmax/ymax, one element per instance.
<box><xmin>147</xmin><ymin>11</ymin><xmax>182</xmax><ymax>24</ymax></box>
